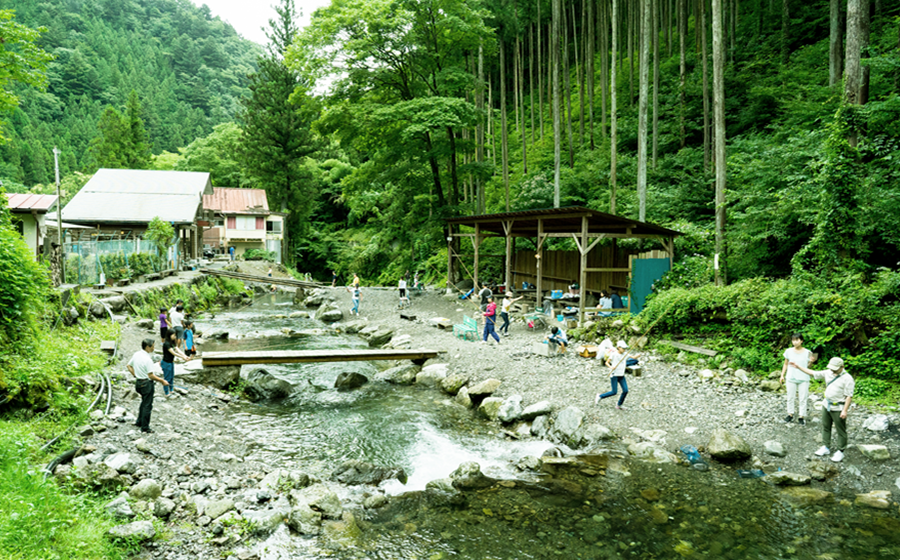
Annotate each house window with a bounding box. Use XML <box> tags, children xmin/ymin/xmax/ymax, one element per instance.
<box><xmin>236</xmin><ymin>216</ymin><xmax>257</xmax><ymax>230</ymax></box>
<box><xmin>227</xmin><ymin>216</ymin><xmax>236</xmax><ymax>230</ymax></box>
<box><xmin>266</xmin><ymin>220</ymin><xmax>282</xmax><ymax>233</ymax></box>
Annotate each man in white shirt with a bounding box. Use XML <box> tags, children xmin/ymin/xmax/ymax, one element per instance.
<box><xmin>169</xmin><ymin>300</ymin><xmax>185</xmax><ymax>349</ymax></box>
<box><xmin>127</xmin><ymin>339</ymin><xmax>169</xmax><ymax>434</ymax></box>
<box><xmin>791</xmin><ymin>356</ymin><xmax>854</xmax><ymax>463</ymax></box>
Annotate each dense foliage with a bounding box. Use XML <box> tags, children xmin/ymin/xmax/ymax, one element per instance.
<box><xmin>0</xmin><ymin>0</ymin><xmax>261</xmax><ymax>184</ymax></box>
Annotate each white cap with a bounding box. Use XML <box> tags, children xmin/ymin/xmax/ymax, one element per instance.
<box><xmin>617</xmin><ymin>340</ymin><xmax>628</xmax><ymax>349</ymax></box>
<box><xmin>826</xmin><ymin>357</ymin><xmax>844</xmax><ymax>372</ymax></box>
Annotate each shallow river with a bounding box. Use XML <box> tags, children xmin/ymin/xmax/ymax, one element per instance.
<box><xmin>199</xmin><ymin>295</ymin><xmax>900</xmax><ymax>560</ymax></box>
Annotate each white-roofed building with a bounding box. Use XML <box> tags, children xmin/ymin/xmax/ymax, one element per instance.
<box><xmin>61</xmin><ymin>169</ymin><xmax>213</xmax><ymax>262</ymax></box>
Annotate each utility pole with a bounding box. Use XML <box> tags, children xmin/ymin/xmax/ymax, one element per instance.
<box><xmin>53</xmin><ymin>146</ymin><xmax>65</xmax><ymax>283</ymax></box>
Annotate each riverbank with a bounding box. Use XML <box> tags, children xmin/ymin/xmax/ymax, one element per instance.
<box><xmin>62</xmin><ymin>281</ymin><xmax>900</xmax><ymax>559</ymax></box>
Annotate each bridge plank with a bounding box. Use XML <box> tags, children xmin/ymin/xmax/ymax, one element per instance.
<box><xmin>201</xmin><ymin>349</ymin><xmax>442</xmax><ymax>366</ymax></box>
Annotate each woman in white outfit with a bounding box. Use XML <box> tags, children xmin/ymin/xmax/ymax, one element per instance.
<box><xmin>780</xmin><ymin>333</ymin><xmax>811</xmax><ymax>425</ymax></box>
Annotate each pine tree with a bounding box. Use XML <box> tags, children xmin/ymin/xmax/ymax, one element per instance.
<box><xmin>88</xmin><ymin>106</ymin><xmax>129</xmax><ymax>169</ymax></box>
<box><xmin>124</xmin><ymin>90</ymin><xmax>151</xmax><ymax>169</ymax></box>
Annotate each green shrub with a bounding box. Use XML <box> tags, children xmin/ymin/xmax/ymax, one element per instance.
<box><xmin>243</xmin><ymin>248</ymin><xmax>276</xmax><ymax>261</ymax></box>
<box><xmin>0</xmin><ymin>199</ymin><xmax>50</xmax><ymax>346</ymax></box>
<box><xmin>853</xmin><ymin>377</ymin><xmax>895</xmax><ymax>401</ymax></box>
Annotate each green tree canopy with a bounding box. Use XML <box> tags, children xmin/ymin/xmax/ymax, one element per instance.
<box><xmin>0</xmin><ymin>9</ymin><xmax>52</xmax><ymax>140</ymax></box>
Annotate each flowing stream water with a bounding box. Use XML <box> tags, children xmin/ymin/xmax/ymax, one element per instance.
<box><xmin>198</xmin><ymin>295</ymin><xmax>900</xmax><ymax>560</ymax></box>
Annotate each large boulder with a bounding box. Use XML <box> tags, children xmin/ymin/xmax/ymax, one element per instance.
<box><xmin>627</xmin><ymin>442</ymin><xmax>677</xmax><ymax>464</ymax></box>
<box><xmin>303</xmin><ymin>290</ymin><xmax>333</xmax><ymax>308</ymax></box>
<box><xmin>416</xmin><ymin>363</ymin><xmax>449</xmax><ymax>386</ymax></box>
<box><xmin>288</xmin><ymin>502</ymin><xmax>323</xmax><ymax>535</ymax></box>
<box><xmin>440</xmin><ymin>372</ymin><xmax>470</xmax><ymax>395</ymax></box>
<box><xmin>365</xmin><ymin>327</ymin><xmax>395</xmax><ymax>348</ymax></box>
<box><xmin>289</xmin><ymin>484</ymin><xmax>342</xmax><ymax>519</ymax></box>
<box><xmin>331</xmin><ymin>460</ymin><xmax>407</xmax><ymax>485</ymax></box>
<box><xmin>334</xmin><ymin>372</ymin><xmax>368</xmax><ymax>391</ymax></box>
<box><xmin>245</xmin><ymin>368</ymin><xmax>295</xmax><ymax>401</ymax></box>
<box><xmin>181</xmin><ymin>363</ymin><xmax>240</xmax><ymax>389</ymax></box>
<box><xmin>520</xmin><ymin>400</ymin><xmax>552</xmax><ymax>421</ymax></box>
<box><xmin>386</xmin><ymin>334</ymin><xmax>412</xmax><ymax>349</ymax></box>
<box><xmin>340</xmin><ymin>319</ymin><xmax>369</xmax><ymax>334</ymax></box>
<box><xmin>468</xmin><ymin>379</ymin><xmax>501</xmax><ymax>398</ymax></box>
<box><xmin>550</xmin><ymin>407</ymin><xmax>585</xmax><ymax>448</ymax></box>
<box><xmin>101</xmin><ymin>296</ymin><xmax>128</xmax><ymax>313</ymax></box>
<box><xmin>855</xmin><ymin>490</ymin><xmax>892</xmax><ymax>509</ymax></box>
<box><xmin>497</xmin><ymin>395</ymin><xmax>523</xmax><ymax>424</ymax></box>
<box><xmin>450</xmin><ymin>462</ymin><xmax>494</xmax><ymax>489</ymax></box>
<box><xmin>89</xmin><ymin>301</ymin><xmax>108</xmax><ymax>319</ymax></box>
<box><xmin>707</xmin><ymin>429</ymin><xmax>752</xmax><ymax>461</ymax></box>
<box><xmin>478</xmin><ymin>397</ymin><xmax>504</xmax><ymax>421</ymax></box>
<box><xmin>316</xmin><ymin>305</ymin><xmax>343</xmax><ymax>323</ymax></box>
<box><xmin>108</xmin><ymin>520</ymin><xmax>155</xmax><ymax>542</ymax></box>
<box><xmin>378</xmin><ymin>364</ymin><xmax>420</xmax><ymax>385</ymax></box>
<box><xmin>285</xmin><ymin>328</ymin><xmax>326</xmax><ymax>338</ymax></box>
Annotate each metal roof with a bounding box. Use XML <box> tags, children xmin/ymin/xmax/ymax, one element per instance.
<box><xmin>5</xmin><ymin>193</ymin><xmax>58</xmax><ymax>212</ymax></box>
<box><xmin>203</xmin><ymin>187</ymin><xmax>270</xmax><ymax>215</ymax></box>
<box><xmin>61</xmin><ymin>169</ymin><xmax>212</xmax><ymax>225</ymax></box>
<box><xmin>446</xmin><ymin>206</ymin><xmax>681</xmax><ymax>237</ymax></box>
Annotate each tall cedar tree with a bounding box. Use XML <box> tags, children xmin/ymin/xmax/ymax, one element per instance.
<box><xmin>88</xmin><ymin>92</ymin><xmax>150</xmax><ymax>170</ymax></box>
<box><xmin>241</xmin><ymin>0</ymin><xmax>319</xmax><ymax>262</ymax></box>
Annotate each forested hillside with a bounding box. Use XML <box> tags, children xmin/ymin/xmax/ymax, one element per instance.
<box><xmin>0</xmin><ymin>0</ymin><xmax>261</xmax><ymax>185</ymax></box>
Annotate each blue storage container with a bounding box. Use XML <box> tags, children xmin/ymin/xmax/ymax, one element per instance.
<box><xmin>550</xmin><ymin>289</ymin><xmax>563</xmax><ymax>299</ymax></box>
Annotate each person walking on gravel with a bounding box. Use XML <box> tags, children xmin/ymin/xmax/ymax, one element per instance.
<box><xmin>347</xmin><ymin>284</ymin><xmax>361</xmax><ymax>316</ymax></box>
<box><xmin>596</xmin><ymin>340</ymin><xmax>630</xmax><ymax>410</ymax></box>
<box><xmin>790</xmin><ymin>357</ymin><xmax>854</xmax><ymax>463</ymax></box>
<box><xmin>127</xmin><ymin>339</ymin><xmax>169</xmax><ymax>434</ymax></box>
<box><xmin>481</xmin><ymin>296</ymin><xmax>501</xmax><ymax>344</ymax></box>
<box><xmin>499</xmin><ymin>293</ymin><xmax>524</xmax><ymax>335</ymax></box>
<box><xmin>781</xmin><ymin>333</ymin><xmax>812</xmax><ymax>425</ymax></box>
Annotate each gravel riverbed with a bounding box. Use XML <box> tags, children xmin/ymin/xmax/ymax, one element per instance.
<box><xmin>75</xmin><ymin>279</ymin><xmax>900</xmax><ymax>559</ymax></box>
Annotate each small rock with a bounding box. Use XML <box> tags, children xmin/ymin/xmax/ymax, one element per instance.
<box><xmin>862</xmin><ymin>414</ymin><xmax>890</xmax><ymax>432</ymax></box>
<box><xmin>780</xmin><ymin>487</ymin><xmax>833</xmax><ymax>506</ymax></box>
<box><xmin>334</xmin><ymin>372</ymin><xmax>368</xmax><ymax>391</ymax></box>
<box><xmin>707</xmin><ymin>429</ymin><xmax>751</xmax><ymax>461</ymax></box>
<box><xmin>107</xmin><ymin>520</ymin><xmax>155</xmax><ymax>542</ymax></box>
<box><xmin>154</xmin><ymin>497</ymin><xmax>176</xmax><ymax>518</ymax></box>
<box><xmin>641</xmin><ymin>488</ymin><xmax>660</xmax><ymax>501</ymax></box>
<box><xmin>104</xmin><ymin>453</ymin><xmax>137</xmax><ymax>474</ymax></box>
<box><xmin>363</xmin><ymin>494</ymin><xmax>388</xmax><ymax>509</ymax></box>
<box><xmin>77</xmin><ymin>425</ymin><xmax>94</xmax><ymax>437</ymax></box>
<box><xmin>439</xmin><ymin>372</ymin><xmax>470</xmax><ymax>395</ymax></box>
<box><xmin>130</xmin><ymin>478</ymin><xmax>162</xmax><ymax>500</ymax></box>
<box><xmin>857</xmin><ymin>444</ymin><xmax>891</xmax><ymax>461</ymax></box>
<box><xmin>478</xmin><ymin>397</ymin><xmax>504</xmax><ymax>421</ymax></box>
<box><xmin>134</xmin><ymin>438</ymin><xmax>151</xmax><ymax>453</ymax></box>
<box><xmin>450</xmin><ymin>462</ymin><xmax>494</xmax><ymax>489</ymax></box>
<box><xmin>855</xmin><ymin>490</ymin><xmax>891</xmax><ymax>509</ymax></box>
<box><xmin>205</xmin><ymin>499</ymin><xmax>235</xmax><ymax>520</ymax></box>
<box><xmin>105</xmin><ymin>495</ymin><xmax>134</xmax><ymax>518</ymax></box>
<box><xmin>766</xmin><ymin>472</ymin><xmax>811</xmax><ymax>486</ymax></box>
<box><xmin>468</xmin><ymin>379</ymin><xmax>501</xmax><ymax>397</ymax></box>
<box><xmin>520</xmin><ymin>400</ymin><xmax>552</xmax><ymax>421</ymax></box>
<box><xmin>496</xmin><ymin>395</ymin><xmax>523</xmax><ymax>423</ymax></box>
<box><xmin>764</xmin><ymin>441</ymin><xmax>786</xmax><ymax>457</ymax></box>
<box><xmin>455</xmin><ymin>386</ymin><xmax>472</xmax><ymax>408</ymax></box>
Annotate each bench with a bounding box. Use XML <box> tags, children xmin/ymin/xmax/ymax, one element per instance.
<box><xmin>453</xmin><ymin>315</ymin><xmax>478</xmax><ymax>341</ymax></box>
<box><xmin>116</xmin><ymin>279</ymin><xmax>130</xmax><ymax>287</ymax></box>
<box><xmin>146</xmin><ymin>273</ymin><xmax>162</xmax><ymax>281</ymax></box>
<box><xmin>523</xmin><ymin>307</ymin><xmax>547</xmax><ymax>329</ymax></box>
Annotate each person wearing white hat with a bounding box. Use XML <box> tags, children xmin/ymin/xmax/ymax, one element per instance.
<box><xmin>595</xmin><ymin>340</ymin><xmax>631</xmax><ymax>409</ymax></box>
<box><xmin>790</xmin><ymin>356</ymin><xmax>854</xmax><ymax>463</ymax></box>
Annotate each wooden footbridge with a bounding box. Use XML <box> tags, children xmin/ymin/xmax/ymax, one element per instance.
<box><xmin>200</xmin><ymin>268</ymin><xmax>325</xmax><ymax>289</ymax></box>
<box><xmin>201</xmin><ymin>349</ymin><xmax>443</xmax><ymax>367</ymax></box>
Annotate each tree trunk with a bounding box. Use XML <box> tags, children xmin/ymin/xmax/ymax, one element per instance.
<box><xmin>713</xmin><ymin>0</ymin><xmax>726</xmax><ymax>285</ymax></box>
<box><xmin>514</xmin><ymin>37</ymin><xmax>520</xmax><ymax>135</ymax></box>
<box><xmin>538</xmin><ymin>1</ymin><xmax>544</xmax><ymax>140</ymax></box>
<box><xmin>637</xmin><ymin>0</ymin><xmax>650</xmax><ymax>222</ymax></box>
<box><xmin>530</xmin><ymin>25</ymin><xmax>536</xmax><ymax>146</ymax></box>
<box><xmin>679</xmin><ymin>0</ymin><xmax>686</xmax><ymax>148</ymax></box>
<box><xmin>652</xmin><ymin>0</ymin><xmax>660</xmax><ymax>170</ymax></box>
<box><xmin>448</xmin><ymin>127</ymin><xmax>460</xmax><ymax>207</ymax></box>
<box><xmin>845</xmin><ymin>0</ymin><xmax>862</xmax><ymax>107</ymax></box>
<box><xmin>477</xmin><ymin>43</ymin><xmax>485</xmax><ymax>214</ymax></box>
<box><xmin>425</xmin><ymin>132</ymin><xmax>445</xmax><ymax>209</ymax></box>
<box><xmin>520</xmin><ymin>36</ymin><xmax>528</xmax><ymax>173</ymax></box>
<box><xmin>629</xmin><ymin>0</ymin><xmax>635</xmax><ymax>104</ymax></box>
<box><xmin>489</xmin><ymin>78</ymin><xmax>495</xmax><ymax>167</ymax></box>
<box><xmin>702</xmin><ymin>0</ymin><xmax>710</xmax><ymax>170</ymax></box>
<box><xmin>599</xmin><ymin>0</ymin><xmax>608</xmax><ymax>143</ymax></box>
<box><xmin>575</xmin><ymin>2</ymin><xmax>585</xmax><ymax>144</ymax></box>
<box><xmin>860</xmin><ymin>0</ymin><xmax>871</xmax><ymax>104</ymax></box>
<box><xmin>588</xmin><ymin>0</ymin><xmax>597</xmax><ymax>148</ymax></box>
<box><xmin>611</xmin><ymin>0</ymin><xmax>619</xmax><ymax>213</ymax></box>
<box><xmin>829</xmin><ymin>0</ymin><xmax>842</xmax><ymax>87</ymax></box>
<box><xmin>553</xmin><ymin>0</ymin><xmax>562</xmax><ymax>207</ymax></box>
<box><xmin>563</xmin><ymin>2</ymin><xmax>575</xmax><ymax>167</ymax></box>
<box><xmin>781</xmin><ymin>0</ymin><xmax>789</xmax><ymax>66</ymax></box>
<box><xmin>500</xmin><ymin>41</ymin><xmax>510</xmax><ymax>210</ymax></box>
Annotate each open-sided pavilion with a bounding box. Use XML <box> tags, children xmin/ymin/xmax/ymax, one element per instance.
<box><xmin>446</xmin><ymin>206</ymin><xmax>681</xmax><ymax>324</ymax></box>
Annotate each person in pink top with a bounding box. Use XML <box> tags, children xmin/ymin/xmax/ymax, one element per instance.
<box><xmin>481</xmin><ymin>296</ymin><xmax>501</xmax><ymax>344</ymax></box>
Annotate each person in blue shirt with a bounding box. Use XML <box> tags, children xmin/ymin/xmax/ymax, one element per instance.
<box><xmin>183</xmin><ymin>320</ymin><xmax>196</xmax><ymax>357</ymax></box>
<box><xmin>546</xmin><ymin>326</ymin><xmax>568</xmax><ymax>354</ymax></box>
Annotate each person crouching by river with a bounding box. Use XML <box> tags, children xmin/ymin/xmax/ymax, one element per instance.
<box><xmin>790</xmin><ymin>357</ymin><xmax>854</xmax><ymax>463</ymax></box>
<box><xmin>481</xmin><ymin>296</ymin><xmax>501</xmax><ymax>345</ymax></box>
<box><xmin>161</xmin><ymin>328</ymin><xmax>192</xmax><ymax>397</ymax></box>
<box><xmin>127</xmin><ymin>339</ymin><xmax>169</xmax><ymax>434</ymax></box>
<box><xmin>596</xmin><ymin>340</ymin><xmax>631</xmax><ymax>410</ymax></box>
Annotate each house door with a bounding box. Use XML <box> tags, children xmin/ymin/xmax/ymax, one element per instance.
<box><xmin>630</xmin><ymin>258</ymin><xmax>670</xmax><ymax>314</ymax></box>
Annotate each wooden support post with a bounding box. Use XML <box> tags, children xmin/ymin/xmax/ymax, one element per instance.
<box><xmin>473</xmin><ymin>223</ymin><xmax>481</xmax><ymax>289</ymax></box>
<box><xmin>503</xmin><ymin>220</ymin><xmax>513</xmax><ymax>293</ymax></box>
<box><xmin>446</xmin><ymin>224</ymin><xmax>453</xmax><ymax>292</ymax></box>
<box><xmin>578</xmin><ymin>216</ymin><xmax>588</xmax><ymax>326</ymax></box>
<box><xmin>627</xmin><ymin>254</ymin><xmax>634</xmax><ymax>313</ymax></box>
<box><xmin>667</xmin><ymin>236</ymin><xmax>674</xmax><ymax>270</ymax></box>
<box><xmin>536</xmin><ymin>219</ymin><xmax>544</xmax><ymax>309</ymax></box>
